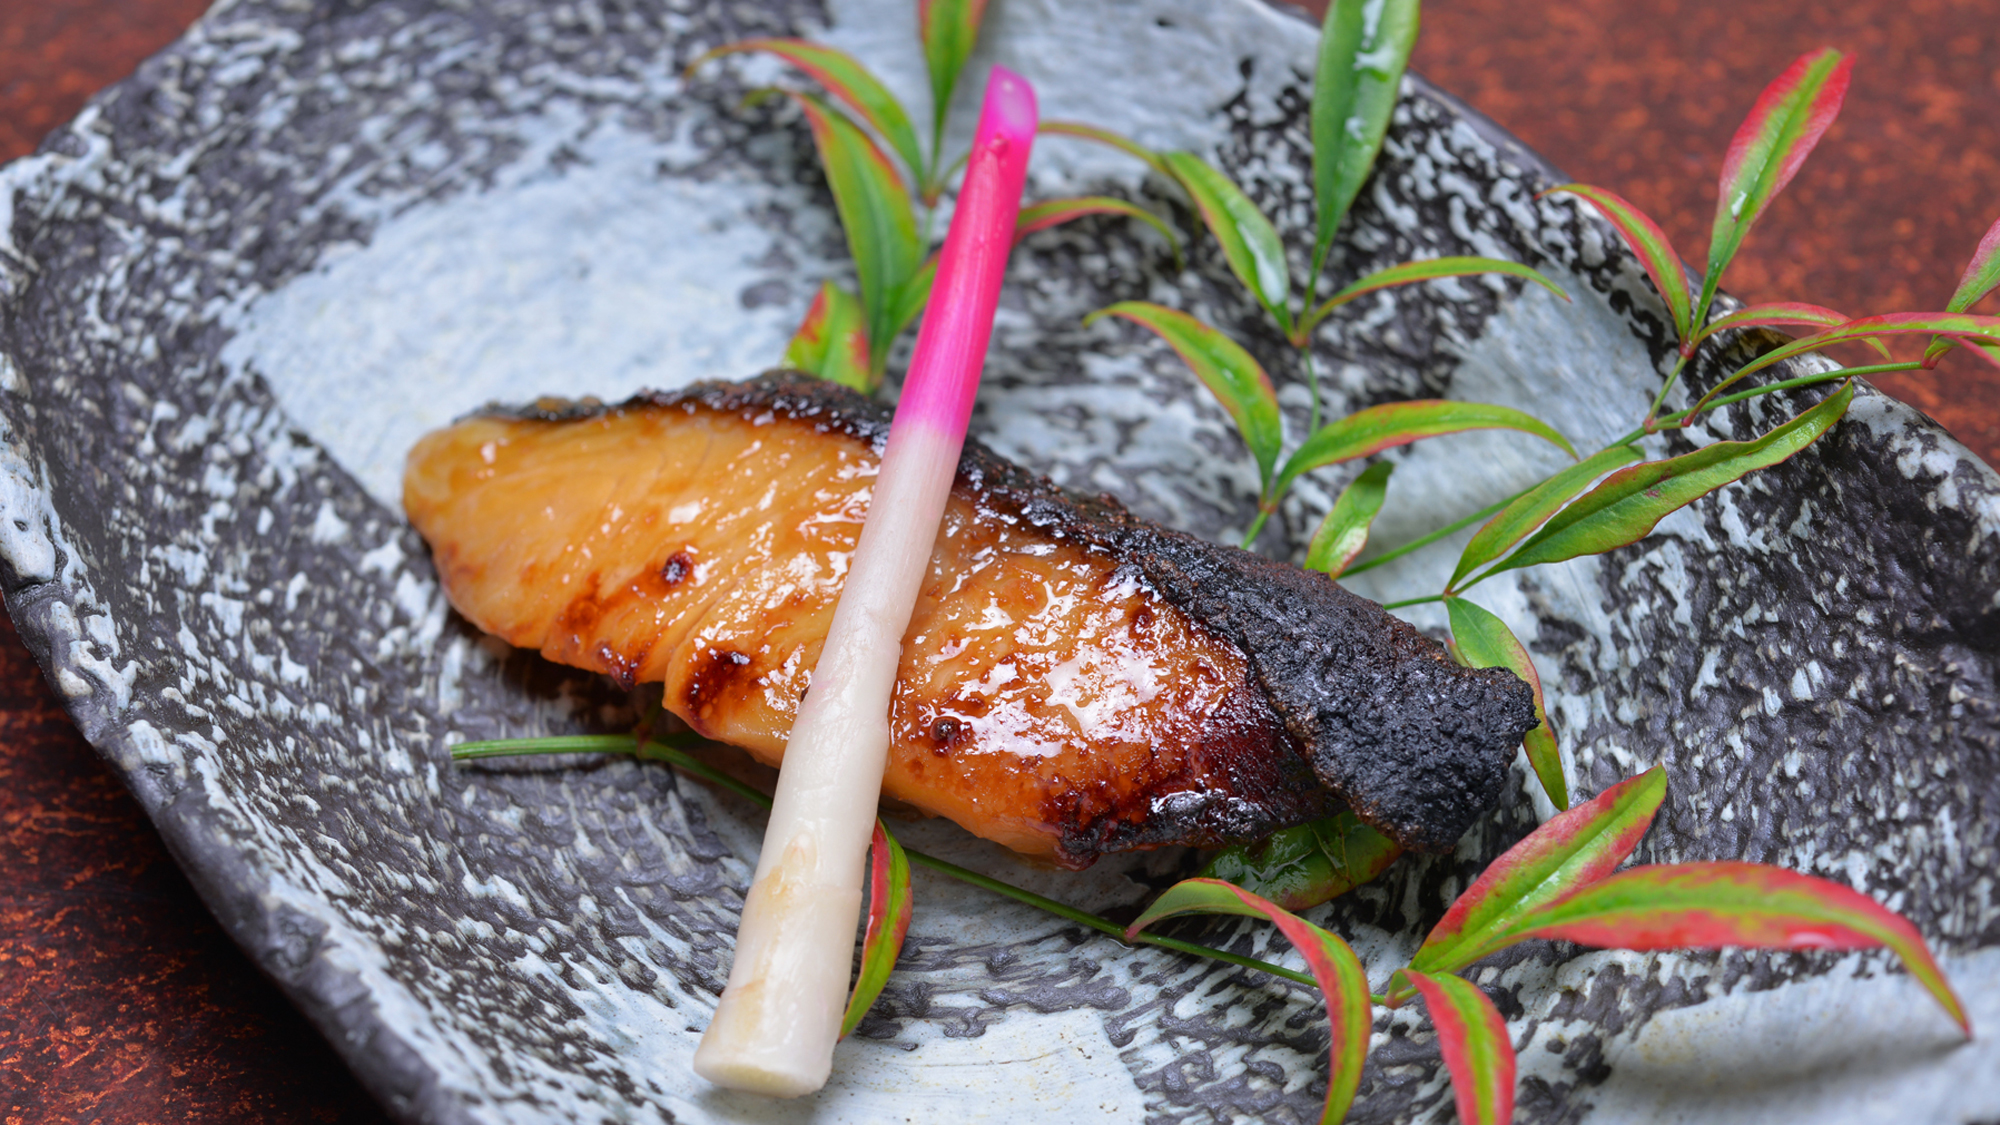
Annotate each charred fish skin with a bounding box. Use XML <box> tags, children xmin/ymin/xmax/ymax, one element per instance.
<box><xmin>422</xmin><ymin>373</ymin><xmax>1535</xmax><ymax>858</ymax></box>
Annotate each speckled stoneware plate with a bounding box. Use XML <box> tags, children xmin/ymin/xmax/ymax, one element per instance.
<box><xmin>2</xmin><ymin>0</ymin><xmax>1996</xmax><ymax>1121</ymax></box>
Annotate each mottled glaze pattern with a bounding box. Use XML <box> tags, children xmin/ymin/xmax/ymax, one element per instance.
<box><xmin>0</xmin><ymin>0</ymin><xmax>1995</xmax><ymax>1122</ymax></box>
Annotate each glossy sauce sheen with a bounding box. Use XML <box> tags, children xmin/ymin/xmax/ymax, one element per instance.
<box><xmin>406</xmin><ymin>392</ymin><xmax>1334</xmax><ymax>866</ymax></box>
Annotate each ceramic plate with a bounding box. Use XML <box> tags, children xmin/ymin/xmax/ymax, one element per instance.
<box><xmin>1</xmin><ymin>0</ymin><xmax>1995</xmax><ymax>1121</ymax></box>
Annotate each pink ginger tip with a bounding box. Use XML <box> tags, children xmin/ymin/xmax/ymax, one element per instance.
<box><xmin>893</xmin><ymin>66</ymin><xmax>1038</xmax><ymax>437</ymax></box>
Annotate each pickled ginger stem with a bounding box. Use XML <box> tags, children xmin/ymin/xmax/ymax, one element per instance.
<box><xmin>692</xmin><ymin>67</ymin><xmax>1038</xmax><ymax>1099</ymax></box>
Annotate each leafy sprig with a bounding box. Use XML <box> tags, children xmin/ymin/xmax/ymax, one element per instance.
<box><xmin>489</xmin><ymin>1</ymin><xmax>1991</xmax><ymax>1118</ymax></box>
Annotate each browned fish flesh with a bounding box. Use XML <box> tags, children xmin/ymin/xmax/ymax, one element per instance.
<box><xmin>403</xmin><ymin>373</ymin><xmax>1537</xmax><ymax>867</ymax></box>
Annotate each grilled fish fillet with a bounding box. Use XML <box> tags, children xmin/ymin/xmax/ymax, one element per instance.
<box><xmin>405</xmin><ymin>373</ymin><xmax>1536</xmax><ymax>866</ymax></box>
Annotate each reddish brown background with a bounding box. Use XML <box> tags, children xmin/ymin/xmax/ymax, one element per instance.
<box><xmin>2</xmin><ymin>1</ymin><xmax>1995</xmax><ymax>1121</ymax></box>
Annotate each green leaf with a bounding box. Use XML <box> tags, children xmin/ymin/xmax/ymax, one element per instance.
<box><xmin>1543</xmin><ymin>184</ymin><xmax>1693</xmax><ymax>343</ymax></box>
<box><xmin>783</xmin><ymin>92</ymin><xmax>925</xmax><ymax>377</ymax></box>
<box><xmin>1701</xmin><ymin>48</ymin><xmax>1851</xmax><ymax>319</ymax></box>
<box><xmin>1701</xmin><ymin>312</ymin><xmax>2000</xmax><ymax>413</ymax></box>
<box><xmin>1298</xmin><ymin>256</ymin><xmax>1568</xmax><ymax>342</ymax></box>
<box><xmin>1127</xmin><ymin>879</ymin><xmax>1373</xmax><ymax>1125</ymax></box>
<box><xmin>1159</xmin><ymin>151</ymin><xmax>1293</xmax><ymax>334</ymax></box>
<box><xmin>1200</xmin><ymin>811</ymin><xmax>1403</xmax><ymax>912</ymax></box>
<box><xmin>1495</xmin><ymin>382</ymin><xmax>1853</xmax><ymax>574</ymax></box>
<box><xmin>1037</xmin><ymin>120</ymin><xmax>1178</xmax><ymax>181</ymax></box>
<box><xmin>887</xmin><ymin>254</ymin><xmax>940</xmax><ymax>342</ymax></box>
<box><xmin>1086</xmin><ymin>302</ymin><xmax>1284</xmax><ymax>490</ymax></box>
<box><xmin>694</xmin><ymin>40</ymin><xmax>927</xmax><ymax>188</ymax></box>
<box><xmin>1449</xmin><ymin>444</ymin><xmax>1642</xmax><ymax>591</ymax></box>
<box><xmin>1273</xmin><ymin>401</ymin><xmax>1575</xmax><ymax>501</ymax></box>
<box><xmin>1016</xmin><ymin>196</ymin><xmax>1182</xmax><ymax>264</ymax></box>
<box><xmin>1400</xmin><ymin>970</ymin><xmax>1516</xmax><ymax>1125</ymax></box>
<box><xmin>1924</xmin><ymin>216</ymin><xmax>2000</xmax><ymax>366</ymax></box>
<box><xmin>783</xmin><ymin>281</ymin><xmax>876</xmax><ymax>392</ymax></box>
<box><xmin>1305</xmin><ymin>462</ymin><xmax>1393</xmax><ymax>577</ymax></box>
<box><xmin>1445</xmin><ymin>598</ymin><xmax>1565</xmax><ymax>810</ymax></box>
<box><xmin>1310</xmin><ymin>0</ymin><xmax>1420</xmax><ymax>278</ymax></box>
<box><xmin>841</xmin><ymin>820</ymin><xmax>914</xmax><ymax>1037</ymax></box>
<box><xmin>917</xmin><ymin>0</ymin><xmax>990</xmax><ymax>164</ymax></box>
<box><xmin>1504</xmin><ymin>862</ymin><xmax>1970</xmax><ymax>1036</ymax></box>
<box><xmin>1406</xmin><ymin>766</ymin><xmax>1666</xmax><ymax>979</ymax></box>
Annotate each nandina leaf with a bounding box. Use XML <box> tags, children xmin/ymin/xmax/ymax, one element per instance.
<box><xmin>1037</xmin><ymin>120</ymin><xmax>1178</xmax><ymax>181</ymax></box>
<box><xmin>1703</xmin><ymin>49</ymin><xmax>1851</xmax><ymax>314</ymax></box>
<box><xmin>1401</xmin><ymin>970</ymin><xmax>1516</xmax><ymax>1125</ymax></box>
<box><xmin>1543</xmin><ymin>185</ymin><xmax>1693</xmax><ymax>342</ymax></box>
<box><xmin>1449</xmin><ymin>443</ymin><xmax>1642</xmax><ymax>592</ymax></box>
<box><xmin>1924</xmin><ymin>216</ymin><xmax>2000</xmax><ymax>366</ymax></box>
<box><xmin>1305</xmin><ymin>462</ymin><xmax>1393</xmax><ymax>577</ymax></box>
<box><xmin>1503</xmin><ymin>862</ymin><xmax>1970</xmax><ymax>1036</ymax></box>
<box><xmin>1273</xmin><ymin>401</ymin><xmax>1576</xmax><ymax>500</ymax></box>
<box><xmin>783</xmin><ymin>92</ymin><xmax>925</xmax><ymax>376</ymax></box>
<box><xmin>1310</xmin><ymin>0</ymin><xmax>1420</xmax><ymax>277</ymax></box>
<box><xmin>783</xmin><ymin>280</ymin><xmax>875</xmax><ymax>392</ymax></box>
<box><xmin>1444</xmin><ymin>598</ymin><xmax>1565</xmax><ymax>810</ymax></box>
<box><xmin>840</xmin><ymin>820</ymin><xmax>914</xmax><ymax>1037</ymax></box>
<box><xmin>1406</xmin><ymin>766</ymin><xmax>1666</xmax><ymax>979</ymax></box>
<box><xmin>1699</xmin><ymin>313</ymin><xmax>2000</xmax><ymax>412</ymax></box>
<box><xmin>1159</xmin><ymin>151</ymin><xmax>1294</xmax><ymax>334</ymax></box>
<box><xmin>696</xmin><ymin>40</ymin><xmax>926</xmax><ymax>187</ymax></box>
<box><xmin>888</xmin><ymin>253</ymin><xmax>940</xmax><ymax>342</ymax></box>
<box><xmin>1689</xmin><ymin>301</ymin><xmax>1892</xmax><ymax>359</ymax></box>
<box><xmin>1087</xmin><ymin>302</ymin><xmax>1284</xmax><ymax>490</ymax></box>
<box><xmin>917</xmin><ymin>0</ymin><xmax>989</xmax><ymax>155</ymax></box>
<box><xmin>1016</xmin><ymin>196</ymin><xmax>1182</xmax><ymax>262</ymax></box>
<box><xmin>1495</xmin><ymin>382</ymin><xmax>1852</xmax><ymax>574</ymax></box>
<box><xmin>1200</xmin><ymin>812</ymin><xmax>1403</xmax><ymax>912</ymax></box>
<box><xmin>1298</xmin><ymin>257</ymin><xmax>1568</xmax><ymax>343</ymax></box>
<box><xmin>1128</xmin><ymin>879</ymin><xmax>1372</xmax><ymax>1124</ymax></box>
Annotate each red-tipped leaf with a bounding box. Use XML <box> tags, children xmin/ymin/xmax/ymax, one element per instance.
<box><xmin>1406</xmin><ymin>766</ymin><xmax>1666</xmax><ymax>979</ymax></box>
<box><xmin>1300</xmin><ymin>257</ymin><xmax>1569</xmax><ymax>343</ymax></box>
<box><xmin>841</xmin><ymin>820</ymin><xmax>914</xmax><ymax>1036</ymax></box>
<box><xmin>1702</xmin><ymin>49</ymin><xmax>1851</xmax><ymax>313</ymax></box>
<box><xmin>1924</xmin><ymin>216</ymin><xmax>2000</xmax><ymax>366</ymax></box>
<box><xmin>1305</xmin><ymin>462</ymin><xmax>1393</xmax><ymax>577</ymax></box>
<box><xmin>1505</xmin><ymin>862</ymin><xmax>1970</xmax><ymax>1036</ymax></box>
<box><xmin>1544</xmin><ymin>185</ymin><xmax>1692</xmax><ymax>342</ymax></box>
<box><xmin>1273</xmin><ymin>401</ymin><xmax>1575</xmax><ymax>500</ymax></box>
<box><xmin>783</xmin><ymin>280</ymin><xmax>875</xmax><ymax>392</ymax></box>
<box><xmin>1445</xmin><ymin>598</ymin><xmax>1565</xmax><ymax>810</ymax></box>
<box><xmin>1698</xmin><ymin>313</ymin><xmax>2000</xmax><ymax>412</ymax></box>
<box><xmin>1496</xmin><ymin>382</ymin><xmax>1852</xmax><ymax>574</ymax></box>
<box><xmin>782</xmin><ymin>91</ymin><xmax>925</xmax><ymax>375</ymax></box>
<box><xmin>695</xmin><ymin>40</ymin><xmax>926</xmax><ymax>187</ymax></box>
<box><xmin>1200</xmin><ymin>812</ymin><xmax>1403</xmax><ymax>913</ymax></box>
<box><xmin>1158</xmin><ymin>151</ymin><xmax>1292</xmax><ymax>332</ymax></box>
<box><xmin>1038</xmin><ymin>120</ymin><xmax>1178</xmax><ymax>181</ymax></box>
<box><xmin>1450</xmin><ymin>443</ymin><xmax>1642</xmax><ymax>591</ymax></box>
<box><xmin>1016</xmin><ymin>196</ymin><xmax>1182</xmax><ymax>262</ymax></box>
<box><xmin>1087</xmin><ymin>302</ymin><xmax>1284</xmax><ymax>490</ymax></box>
<box><xmin>1690</xmin><ymin>302</ymin><xmax>1892</xmax><ymax>359</ymax></box>
<box><xmin>1402</xmin><ymin>970</ymin><xmax>1515</xmax><ymax>1125</ymax></box>
<box><xmin>1128</xmin><ymin>879</ymin><xmax>1373</xmax><ymax>1124</ymax></box>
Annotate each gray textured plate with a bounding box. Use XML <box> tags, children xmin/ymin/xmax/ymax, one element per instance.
<box><xmin>1</xmin><ymin>0</ymin><xmax>1996</xmax><ymax>1121</ymax></box>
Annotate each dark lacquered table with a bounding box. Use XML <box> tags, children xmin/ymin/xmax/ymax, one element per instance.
<box><xmin>2</xmin><ymin>1</ymin><xmax>1994</xmax><ymax>1120</ymax></box>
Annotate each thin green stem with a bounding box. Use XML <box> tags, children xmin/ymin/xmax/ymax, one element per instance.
<box><xmin>1240</xmin><ymin>505</ymin><xmax>1274</xmax><ymax>550</ymax></box>
<box><xmin>1339</xmin><ymin>492</ymin><xmax>1520</xmax><ymax>578</ymax></box>
<box><xmin>453</xmin><ymin>735</ymin><xmax>1319</xmax><ymax>991</ymax></box>
<box><xmin>1381</xmin><ymin>593</ymin><xmax>1445</xmax><ymax>611</ymax></box>
<box><xmin>1303</xmin><ymin>344</ymin><xmax>1323</xmax><ymax>437</ymax></box>
<box><xmin>1677</xmin><ymin>360</ymin><xmax>1921</xmax><ymax>425</ymax></box>
<box><xmin>1644</xmin><ymin>349</ymin><xmax>1694</xmax><ymax>425</ymax></box>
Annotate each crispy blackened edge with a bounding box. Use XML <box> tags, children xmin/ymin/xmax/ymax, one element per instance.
<box><xmin>468</xmin><ymin>373</ymin><xmax>1536</xmax><ymax>853</ymax></box>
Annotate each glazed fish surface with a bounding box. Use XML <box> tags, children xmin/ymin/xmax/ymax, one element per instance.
<box><xmin>404</xmin><ymin>373</ymin><xmax>1536</xmax><ymax>867</ymax></box>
